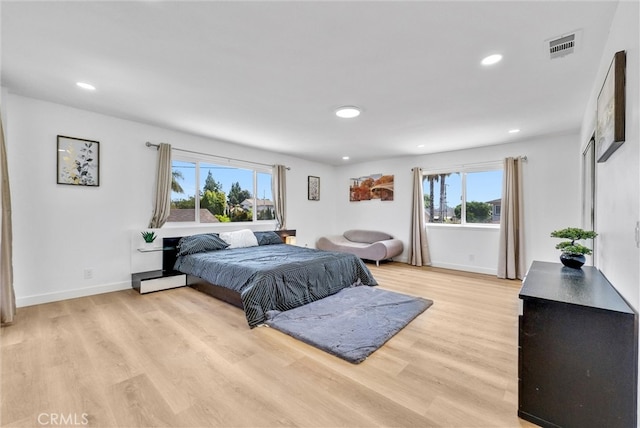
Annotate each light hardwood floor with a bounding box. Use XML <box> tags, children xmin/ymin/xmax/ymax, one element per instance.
<box><xmin>1</xmin><ymin>263</ymin><xmax>537</xmax><ymax>427</ymax></box>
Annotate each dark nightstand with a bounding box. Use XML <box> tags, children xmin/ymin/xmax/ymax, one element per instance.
<box><xmin>275</xmin><ymin>229</ymin><xmax>296</xmax><ymax>244</ymax></box>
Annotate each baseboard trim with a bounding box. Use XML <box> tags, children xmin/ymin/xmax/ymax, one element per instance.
<box><xmin>15</xmin><ymin>262</ymin><xmax>495</xmax><ymax>306</ymax></box>
<box><xmin>430</xmin><ymin>262</ymin><xmax>497</xmax><ymax>276</ymax></box>
<box><xmin>16</xmin><ymin>281</ymin><xmax>131</xmax><ymax>307</ymax></box>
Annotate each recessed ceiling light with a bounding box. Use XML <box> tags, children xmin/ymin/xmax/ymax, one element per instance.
<box><xmin>508</xmin><ymin>128</ymin><xmax>521</xmax><ymax>134</ymax></box>
<box><xmin>76</xmin><ymin>82</ymin><xmax>96</xmax><ymax>91</ymax></box>
<box><xmin>417</xmin><ymin>144</ymin><xmax>425</xmax><ymax>148</ymax></box>
<box><xmin>335</xmin><ymin>106</ymin><xmax>361</xmax><ymax>119</ymax></box>
<box><xmin>342</xmin><ymin>156</ymin><xmax>350</xmax><ymax>160</ymax></box>
<box><xmin>481</xmin><ymin>54</ymin><xmax>503</xmax><ymax>66</ymax></box>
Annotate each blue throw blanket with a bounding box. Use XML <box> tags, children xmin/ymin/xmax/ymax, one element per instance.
<box><xmin>174</xmin><ymin>244</ymin><xmax>377</xmax><ymax>327</ymax></box>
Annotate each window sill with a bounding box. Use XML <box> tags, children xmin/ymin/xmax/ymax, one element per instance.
<box><xmin>425</xmin><ymin>223</ymin><xmax>500</xmax><ymax>231</ymax></box>
<box><xmin>162</xmin><ymin>220</ymin><xmax>277</xmax><ymax>229</ymax></box>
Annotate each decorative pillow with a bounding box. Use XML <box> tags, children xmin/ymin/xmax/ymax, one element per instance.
<box><xmin>254</xmin><ymin>231</ymin><xmax>284</xmax><ymax>246</ymax></box>
<box><xmin>219</xmin><ymin>229</ymin><xmax>259</xmax><ymax>249</ymax></box>
<box><xmin>177</xmin><ymin>233</ymin><xmax>229</xmax><ymax>256</ymax></box>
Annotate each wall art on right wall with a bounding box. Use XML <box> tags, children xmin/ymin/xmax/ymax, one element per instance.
<box><xmin>596</xmin><ymin>50</ymin><xmax>626</xmax><ymax>163</ymax></box>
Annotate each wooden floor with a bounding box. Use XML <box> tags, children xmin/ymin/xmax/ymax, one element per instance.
<box><xmin>1</xmin><ymin>263</ymin><xmax>537</xmax><ymax>427</ymax></box>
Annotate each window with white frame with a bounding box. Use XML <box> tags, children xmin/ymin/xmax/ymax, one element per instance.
<box><xmin>423</xmin><ymin>165</ymin><xmax>503</xmax><ymax>225</ymax></box>
<box><xmin>169</xmin><ymin>156</ymin><xmax>275</xmax><ymax>224</ymax></box>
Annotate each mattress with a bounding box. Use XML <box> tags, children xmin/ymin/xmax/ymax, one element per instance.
<box><xmin>174</xmin><ymin>243</ymin><xmax>377</xmax><ymax>327</ymax></box>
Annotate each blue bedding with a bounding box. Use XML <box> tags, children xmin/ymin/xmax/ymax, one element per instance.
<box><xmin>174</xmin><ymin>244</ymin><xmax>378</xmax><ymax>327</ymax></box>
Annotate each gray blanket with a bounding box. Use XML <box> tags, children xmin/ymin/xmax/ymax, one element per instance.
<box><xmin>265</xmin><ymin>285</ymin><xmax>433</xmax><ymax>363</ymax></box>
<box><xmin>174</xmin><ymin>244</ymin><xmax>377</xmax><ymax>327</ymax></box>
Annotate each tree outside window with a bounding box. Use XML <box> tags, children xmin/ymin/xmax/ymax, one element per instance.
<box><xmin>168</xmin><ymin>159</ymin><xmax>274</xmax><ymax>224</ymax></box>
<box><xmin>423</xmin><ymin>168</ymin><xmax>502</xmax><ymax>225</ymax></box>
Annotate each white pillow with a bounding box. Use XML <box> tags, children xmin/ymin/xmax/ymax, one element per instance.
<box><xmin>219</xmin><ymin>229</ymin><xmax>259</xmax><ymax>249</ymax></box>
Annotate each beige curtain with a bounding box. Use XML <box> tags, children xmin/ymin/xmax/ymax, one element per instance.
<box><xmin>497</xmin><ymin>157</ymin><xmax>525</xmax><ymax>279</ymax></box>
<box><xmin>148</xmin><ymin>143</ymin><xmax>172</xmax><ymax>228</ymax></box>
<box><xmin>1</xmin><ymin>116</ymin><xmax>16</xmax><ymax>325</ymax></box>
<box><xmin>409</xmin><ymin>167</ymin><xmax>431</xmax><ymax>266</ymax></box>
<box><xmin>272</xmin><ymin>165</ymin><xmax>287</xmax><ymax>230</ymax></box>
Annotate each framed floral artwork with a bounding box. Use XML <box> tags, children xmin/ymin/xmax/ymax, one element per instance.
<box><xmin>57</xmin><ymin>135</ymin><xmax>100</xmax><ymax>186</ymax></box>
<box><xmin>308</xmin><ymin>176</ymin><xmax>320</xmax><ymax>201</ymax></box>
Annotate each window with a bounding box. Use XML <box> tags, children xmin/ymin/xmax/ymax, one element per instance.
<box><xmin>169</xmin><ymin>157</ymin><xmax>275</xmax><ymax>224</ymax></box>
<box><xmin>423</xmin><ymin>166</ymin><xmax>502</xmax><ymax>225</ymax></box>
<box><xmin>424</xmin><ymin>172</ymin><xmax>461</xmax><ymax>223</ymax></box>
<box><xmin>171</xmin><ymin>160</ymin><xmax>197</xmax><ymax>222</ymax></box>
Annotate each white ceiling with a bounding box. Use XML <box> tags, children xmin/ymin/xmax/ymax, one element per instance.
<box><xmin>1</xmin><ymin>1</ymin><xmax>619</xmax><ymax>165</ymax></box>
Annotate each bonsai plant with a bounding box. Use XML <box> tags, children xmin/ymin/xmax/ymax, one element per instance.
<box><xmin>550</xmin><ymin>227</ymin><xmax>597</xmax><ymax>268</ymax></box>
<box><xmin>141</xmin><ymin>231</ymin><xmax>157</xmax><ymax>244</ymax></box>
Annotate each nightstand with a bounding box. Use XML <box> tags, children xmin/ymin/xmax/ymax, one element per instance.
<box><xmin>275</xmin><ymin>229</ymin><xmax>296</xmax><ymax>244</ymax></box>
<box><xmin>131</xmin><ymin>270</ymin><xmax>186</xmax><ymax>294</ymax></box>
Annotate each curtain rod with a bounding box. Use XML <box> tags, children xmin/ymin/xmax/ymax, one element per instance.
<box><xmin>457</xmin><ymin>155</ymin><xmax>527</xmax><ymax>167</ymax></box>
<box><xmin>412</xmin><ymin>156</ymin><xmax>527</xmax><ymax>172</ymax></box>
<box><xmin>145</xmin><ymin>142</ymin><xmax>290</xmax><ymax>170</ymax></box>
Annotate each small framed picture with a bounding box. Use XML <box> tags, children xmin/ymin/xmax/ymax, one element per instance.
<box><xmin>308</xmin><ymin>176</ymin><xmax>320</xmax><ymax>201</ymax></box>
<box><xmin>57</xmin><ymin>135</ymin><xmax>100</xmax><ymax>186</ymax></box>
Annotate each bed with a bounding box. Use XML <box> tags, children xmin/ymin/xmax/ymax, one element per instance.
<box><xmin>163</xmin><ymin>230</ymin><xmax>378</xmax><ymax>327</ymax></box>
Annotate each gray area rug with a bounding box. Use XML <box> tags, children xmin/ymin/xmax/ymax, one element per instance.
<box><xmin>264</xmin><ymin>286</ymin><xmax>433</xmax><ymax>364</ymax></box>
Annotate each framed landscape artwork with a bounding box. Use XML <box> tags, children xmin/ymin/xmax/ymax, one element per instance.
<box><xmin>596</xmin><ymin>50</ymin><xmax>626</xmax><ymax>163</ymax></box>
<box><xmin>57</xmin><ymin>135</ymin><xmax>100</xmax><ymax>186</ymax></box>
<box><xmin>349</xmin><ymin>173</ymin><xmax>394</xmax><ymax>201</ymax></box>
<box><xmin>308</xmin><ymin>175</ymin><xmax>320</xmax><ymax>201</ymax></box>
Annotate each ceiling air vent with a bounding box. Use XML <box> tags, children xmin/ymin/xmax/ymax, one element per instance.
<box><xmin>548</xmin><ymin>32</ymin><xmax>578</xmax><ymax>59</ymax></box>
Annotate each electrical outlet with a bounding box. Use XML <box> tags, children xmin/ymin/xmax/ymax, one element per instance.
<box><xmin>83</xmin><ymin>268</ymin><xmax>93</xmax><ymax>280</ymax></box>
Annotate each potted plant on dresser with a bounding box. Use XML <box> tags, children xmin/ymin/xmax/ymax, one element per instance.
<box><xmin>550</xmin><ymin>227</ymin><xmax>597</xmax><ymax>268</ymax></box>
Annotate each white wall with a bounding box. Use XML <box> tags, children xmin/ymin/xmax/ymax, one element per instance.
<box><xmin>580</xmin><ymin>0</ymin><xmax>639</xmax><ymax>311</ymax></box>
<box><xmin>4</xmin><ymin>88</ymin><xmax>584</xmax><ymax>304</ymax></box>
<box><xmin>578</xmin><ymin>1</ymin><xmax>639</xmax><ymax>420</ymax></box>
<box><xmin>332</xmin><ymin>133</ymin><xmax>581</xmax><ymax>275</ymax></box>
<box><xmin>4</xmin><ymin>93</ymin><xmax>335</xmax><ymax>306</ymax></box>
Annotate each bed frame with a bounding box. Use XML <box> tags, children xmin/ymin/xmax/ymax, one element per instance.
<box><xmin>162</xmin><ymin>230</ymin><xmax>295</xmax><ymax>310</ymax></box>
<box><xmin>162</xmin><ymin>236</ymin><xmax>243</xmax><ymax>308</ymax></box>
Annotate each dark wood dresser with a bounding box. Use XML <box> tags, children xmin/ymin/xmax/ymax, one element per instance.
<box><xmin>518</xmin><ymin>261</ymin><xmax>637</xmax><ymax>428</ymax></box>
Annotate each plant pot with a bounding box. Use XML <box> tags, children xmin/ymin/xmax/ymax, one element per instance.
<box><xmin>560</xmin><ymin>253</ymin><xmax>585</xmax><ymax>269</ymax></box>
